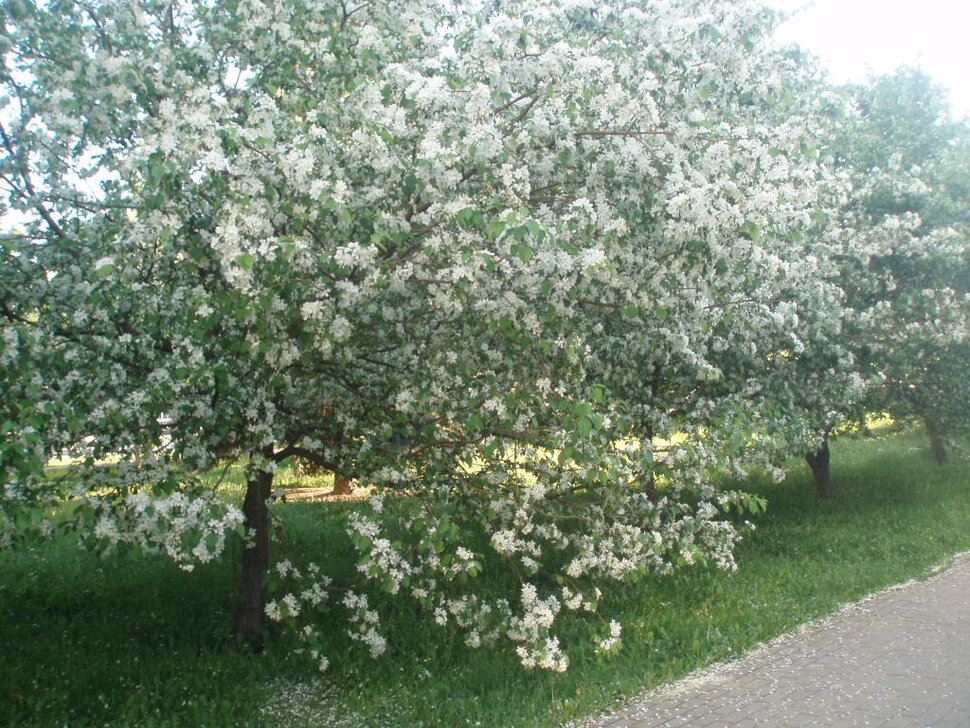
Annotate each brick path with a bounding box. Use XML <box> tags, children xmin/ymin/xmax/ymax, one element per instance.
<box><xmin>583</xmin><ymin>553</ymin><xmax>970</xmax><ymax>728</ymax></box>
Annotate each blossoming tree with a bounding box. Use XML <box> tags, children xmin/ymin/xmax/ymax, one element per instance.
<box><xmin>839</xmin><ymin>70</ymin><xmax>970</xmax><ymax>464</ymax></box>
<box><xmin>2</xmin><ymin>0</ymin><xmax>846</xmax><ymax>668</ymax></box>
<box><xmin>772</xmin><ymin>68</ymin><xmax>970</xmax><ymax>497</ymax></box>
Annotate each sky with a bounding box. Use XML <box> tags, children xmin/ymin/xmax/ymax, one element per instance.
<box><xmin>769</xmin><ymin>0</ymin><xmax>970</xmax><ymax>118</ymax></box>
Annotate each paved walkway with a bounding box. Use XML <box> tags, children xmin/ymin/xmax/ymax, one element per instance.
<box><xmin>584</xmin><ymin>553</ymin><xmax>970</xmax><ymax>728</ymax></box>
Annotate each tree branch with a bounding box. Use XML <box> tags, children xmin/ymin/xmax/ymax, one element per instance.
<box><xmin>0</xmin><ymin>122</ymin><xmax>67</xmax><ymax>239</ymax></box>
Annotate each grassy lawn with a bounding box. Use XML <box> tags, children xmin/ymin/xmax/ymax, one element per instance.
<box><xmin>2</xmin><ymin>425</ymin><xmax>969</xmax><ymax>727</ymax></box>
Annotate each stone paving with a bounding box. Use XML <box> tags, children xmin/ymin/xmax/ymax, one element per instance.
<box><xmin>583</xmin><ymin>553</ymin><xmax>970</xmax><ymax>728</ymax></box>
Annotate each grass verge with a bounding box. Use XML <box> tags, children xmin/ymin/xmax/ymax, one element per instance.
<box><xmin>2</xmin><ymin>425</ymin><xmax>968</xmax><ymax>727</ymax></box>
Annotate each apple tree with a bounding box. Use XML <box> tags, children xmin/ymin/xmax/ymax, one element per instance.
<box><xmin>2</xmin><ymin>0</ymin><xmax>843</xmax><ymax>667</ymax></box>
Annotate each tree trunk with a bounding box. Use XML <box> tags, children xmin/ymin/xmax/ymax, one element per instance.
<box><xmin>805</xmin><ymin>435</ymin><xmax>833</xmax><ymax>499</ymax></box>
<box><xmin>234</xmin><ymin>466</ymin><xmax>273</xmax><ymax>647</ymax></box>
<box><xmin>640</xmin><ymin>422</ymin><xmax>658</xmax><ymax>501</ymax></box>
<box><xmin>331</xmin><ymin>472</ymin><xmax>354</xmax><ymax>496</ymax></box>
<box><xmin>924</xmin><ymin>418</ymin><xmax>947</xmax><ymax>464</ymax></box>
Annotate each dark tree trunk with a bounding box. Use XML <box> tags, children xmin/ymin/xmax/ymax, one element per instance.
<box><xmin>331</xmin><ymin>472</ymin><xmax>354</xmax><ymax>496</ymax></box>
<box><xmin>924</xmin><ymin>418</ymin><xmax>947</xmax><ymax>464</ymax></box>
<box><xmin>234</xmin><ymin>466</ymin><xmax>273</xmax><ymax>646</ymax></box>
<box><xmin>296</xmin><ymin>457</ymin><xmax>354</xmax><ymax>495</ymax></box>
<box><xmin>806</xmin><ymin>435</ymin><xmax>833</xmax><ymax>499</ymax></box>
<box><xmin>641</xmin><ymin>422</ymin><xmax>658</xmax><ymax>502</ymax></box>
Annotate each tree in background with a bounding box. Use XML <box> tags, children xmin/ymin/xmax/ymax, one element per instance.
<box><xmin>743</xmin><ymin>67</ymin><xmax>970</xmax><ymax>498</ymax></box>
<box><xmin>836</xmin><ymin>69</ymin><xmax>970</xmax><ymax>466</ymax></box>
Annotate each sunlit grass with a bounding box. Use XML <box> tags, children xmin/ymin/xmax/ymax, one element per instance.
<box><xmin>44</xmin><ymin>453</ymin><xmax>123</xmax><ymax>469</ymax></box>
<box><xmin>2</xmin><ymin>425</ymin><xmax>969</xmax><ymax>727</ymax></box>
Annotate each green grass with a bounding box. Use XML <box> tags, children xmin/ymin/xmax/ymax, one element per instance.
<box><xmin>2</xmin><ymin>426</ymin><xmax>969</xmax><ymax>727</ymax></box>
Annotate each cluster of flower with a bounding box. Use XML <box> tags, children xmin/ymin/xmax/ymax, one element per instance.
<box><xmin>87</xmin><ymin>490</ymin><xmax>244</xmax><ymax>568</ymax></box>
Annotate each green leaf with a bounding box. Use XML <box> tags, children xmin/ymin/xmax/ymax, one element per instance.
<box><xmin>512</xmin><ymin>243</ymin><xmax>533</xmax><ymax>263</ymax></box>
<box><xmin>740</xmin><ymin>221</ymin><xmax>761</xmax><ymax>241</ymax></box>
<box><xmin>524</xmin><ymin>219</ymin><xmax>544</xmax><ymax>240</ymax></box>
<box><xmin>573</xmin><ymin>402</ymin><xmax>592</xmax><ymax>418</ymax></box>
<box><xmin>235</xmin><ymin>253</ymin><xmax>254</xmax><ymax>270</ymax></box>
<box><xmin>486</xmin><ymin>220</ymin><xmax>507</xmax><ymax>240</ymax></box>
<box><xmin>457</xmin><ymin>208</ymin><xmax>485</xmax><ymax>230</ymax></box>
<box><xmin>509</xmin><ymin>225</ymin><xmax>528</xmax><ymax>242</ymax></box>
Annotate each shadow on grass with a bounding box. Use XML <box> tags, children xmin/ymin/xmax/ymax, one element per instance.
<box><xmin>2</xmin><ymin>428</ymin><xmax>968</xmax><ymax>728</ymax></box>
<box><xmin>0</xmin><ymin>540</ymin><xmax>275</xmax><ymax>728</ymax></box>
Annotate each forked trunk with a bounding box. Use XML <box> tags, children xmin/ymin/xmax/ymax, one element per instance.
<box><xmin>805</xmin><ymin>435</ymin><xmax>833</xmax><ymax>499</ymax></box>
<box><xmin>234</xmin><ymin>466</ymin><xmax>273</xmax><ymax>646</ymax></box>
<box><xmin>924</xmin><ymin>418</ymin><xmax>947</xmax><ymax>464</ymax></box>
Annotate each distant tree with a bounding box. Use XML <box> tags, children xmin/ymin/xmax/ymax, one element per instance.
<box><xmin>838</xmin><ymin>69</ymin><xmax>970</xmax><ymax>465</ymax></box>
<box><xmin>747</xmin><ymin>68</ymin><xmax>970</xmax><ymax>498</ymax></box>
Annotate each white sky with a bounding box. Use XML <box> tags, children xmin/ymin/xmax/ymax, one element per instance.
<box><xmin>770</xmin><ymin>0</ymin><xmax>970</xmax><ymax>119</ymax></box>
